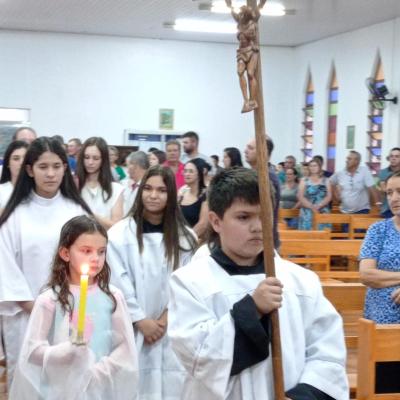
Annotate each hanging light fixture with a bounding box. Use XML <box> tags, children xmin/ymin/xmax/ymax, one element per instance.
<box><xmin>211</xmin><ymin>1</ymin><xmax>286</xmax><ymax>16</ymax></box>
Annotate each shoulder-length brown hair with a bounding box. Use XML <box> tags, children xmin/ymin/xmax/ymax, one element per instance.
<box><xmin>76</xmin><ymin>137</ymin><xmax>113</xmax><ymax>201</ymax></box>
<box><xmin>129</xmin><ymin>165</ymin><xmax>196</xmax><ymax>270</ymax></box>
<box><xmin>47</xmin><ymin>215</ymin><xmax>116</xmax><ymax>317</ymax></box>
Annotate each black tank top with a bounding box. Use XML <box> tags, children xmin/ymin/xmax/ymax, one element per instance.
<box><xmin>180</xmin><ymin>193</ymin><xmax>206</xmax><ymax>227</ymax></box>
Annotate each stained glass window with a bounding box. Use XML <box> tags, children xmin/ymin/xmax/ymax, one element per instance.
<box><xmin>367</xmin><ymin>58</ymin><xmax>384</xmax><ymax>176</ymax></box>
<box><xmin>326</xmin><ymin>68</ymin><xmax>338</xmax><ymax>173</ymax></box>
<box><xmin>302</xmin><ymin>74</ymin><xmax>314</xmax><ymax>162</ymax></box>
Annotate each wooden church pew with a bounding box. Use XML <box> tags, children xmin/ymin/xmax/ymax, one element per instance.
<box><xmin>280</xmin><ymin>239</ymin><xmax>361</xmax><ymax>271</ymax></box>
<box><xmin>357</xmin><ymin>318</ymin><xmax>400</xmax><ymax>399</ymax></box>
<box><xmin>278</xmin><ymin>208</ymin><xmax>299</xmax><ymax>223</ymax></box>
<box><xmin>313</xmin><ymin>213</ymin><xmax>352</xmax><ymax>239</ymax></box>
<box><xmin>349</xmin><ymin>216</ymin><xmax>383</xmax><ymax>240</ymax></box>
<box><xmin>279</xmin><ymin>229</ymin><xmax>330</xmax><ymax>240</ymax></box>
<box><xmin>322</xmin><ymin>282</ymin><xmax>366</xmax><ymax>398</ymax></box>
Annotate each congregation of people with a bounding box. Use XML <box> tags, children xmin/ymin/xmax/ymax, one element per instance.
<box><xmin>0</xmin><ymin>125</ymin><xmax>399</xmax><ymax>399</ymax></box>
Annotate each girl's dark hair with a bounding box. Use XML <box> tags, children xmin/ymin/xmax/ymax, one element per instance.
<box><xmin>185</xmin><ymin>158</ymin><xmax>206</xmax><ymax>198</ymax></box>
<box><xmin>129</xmin><ymin>165</ymin><xmax>196</xmax><ymax>270</ymax></box>
<box><xmin>0</xmin><ymin>140</ymin><xmax>29</xmax><ymax>183</ymax></box>
<box><xmin>47</xmin><ymin>215</ymin><xmax>117</xmax><ymax>316</ymax></box>
<box><xmin>151</xmin><ymin>150</ymin><xmax>166</xmax><ymax>165</ymax></box>
<box><xmin>224</xmin><ymin>147</ymin><xmax>243</xmax><ymax>168</ymax></box>
<box><xmin>0</xmin><ymin>137</ymin><xmax>92</xmax><ymax>227</ymax></box>
<box><xmin>76</xmin><ymin>137</ymin><xmax>113</xmax><ymax>201</ymax></box>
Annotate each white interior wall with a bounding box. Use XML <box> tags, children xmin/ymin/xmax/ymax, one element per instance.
<box><xmin>2</xmin><ymin>19</ymin><xmax>400</xmax><ymax>170</ymax></box>
<box><xmin>0</xmin><ymin>31</ymin><xmax>295</xmax><ymax>164</ymax></box>
<box><xmin>293</xmin><ymin>19</ymin><xmax>400</xmax><ymax>170</ymax></box>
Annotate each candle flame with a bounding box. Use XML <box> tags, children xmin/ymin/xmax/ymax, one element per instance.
<box><xmin>81</xmin><ymin>263</ymin><xmax>89</xmax><ymax>275</ymax></box>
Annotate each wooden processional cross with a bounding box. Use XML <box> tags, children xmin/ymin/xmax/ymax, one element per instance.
<box><xmin>225</xmin><ymin>0</ymin><xmax>285</xmax><ymax>398</ymax></box>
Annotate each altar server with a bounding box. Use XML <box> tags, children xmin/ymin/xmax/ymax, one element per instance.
<box><xmin>107</xmin><ymin>165</ymin><xmax>197</xmax><ymax>400</ymax></box>
<box><xmin>77</xmin><ymin>137</ymin><xmax>124</xmax><ymax>229</ymax></box>
<box><xmin>0</xmin><ymin>137</ymin><xmax>91</xmax><ymax>386</ymax></box>
<box><xmin>9</xmin><ymin>215</ymin><xmax>138</xmax><ymax>400</ymax></box>
<box><xmin>168</xmin><ymin>167</ymin><xmax>348</xmax><ymax>400</ymax></box>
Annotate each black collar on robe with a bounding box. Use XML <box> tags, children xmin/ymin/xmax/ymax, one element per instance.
<box><xmin>210</xmin><ymin>246</ymin><xmax>265</xmax><ymax>276</ymax></box>
<box><xmin>142</xmin><ymin>219</ymin><xmax>163</xmax><ymax>233</ymax></box>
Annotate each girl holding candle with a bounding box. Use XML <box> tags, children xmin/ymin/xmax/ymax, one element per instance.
<box><xmin>9</xmin><ymin>215</ymin><xmax>138</xmax><ymax>400</ymax></box>
<box><xmin>77</xmin><ymin>137</ymin><xmax>124</xmax><ymax>230</ymax></box>
<box><xmin>0</xmin><ymin>137</ymin><xmax>91</xmax><ymax>387</ymax></box>
<box><xmin>107</xmin><ymin>165</ymin><xmax>197</xmax><ymax>400</ymax></box>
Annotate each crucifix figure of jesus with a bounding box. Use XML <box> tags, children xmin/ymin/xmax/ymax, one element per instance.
<box><xmin>225</xmin><ymin>0</ymin><xmax>267</xmax><ymax>113</ymax></box>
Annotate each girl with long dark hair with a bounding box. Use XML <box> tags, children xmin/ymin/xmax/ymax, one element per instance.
<box><xmin>179</xmin><ymin>158</ymin><xmax>209</xmax><ymax>239</ymax></box>
<box><xmin>77</xmin><ymin>137</ymin><xmax>124</xmax><ymax>229</ymax></box>
<box><xmin>107</xmin><ymin>165</ymin><xmax>196</xmax><ymax>400</ymax></box>
<box><xmin>0</xmin><ymin>140</ymin><xmax>29</xmax><ymax>211</ymax></box>
<box><xmin>0</xmin><ymin>137</ymin><xmax>91</xmax><ymax>387</ymax></box>
<box><xmin>223</xmin><ymin>147</ymin><xmax>243</xmax><ymax>168</ymax></box>
<box><xmin>10</xmin><ymin>215</ymin><xmax>138</xmax><ymax>399</ymax></box>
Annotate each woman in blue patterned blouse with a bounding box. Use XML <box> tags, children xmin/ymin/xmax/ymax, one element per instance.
<box><xmin>359</xmin><ymin>171</ymin><xmax>400</xmax><ymax>323</ymax></box>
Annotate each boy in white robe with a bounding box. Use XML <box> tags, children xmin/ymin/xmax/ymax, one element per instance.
<box><xmin>168</xmin><ymin>167</ymin><xmax>349</xmax><ymax>400</ymax></box>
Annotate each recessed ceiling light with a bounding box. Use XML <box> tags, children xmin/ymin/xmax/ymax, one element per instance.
<box><xmin>211</xmin><ymin>1</ymin><xmax>286</xmax><ymax>16</ymax></box>
<box><xmin>173</xmin><ymin>18</ymin><xmax>236</xmax><ymax>34</ymax></box>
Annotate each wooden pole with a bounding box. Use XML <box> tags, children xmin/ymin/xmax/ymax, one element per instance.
<box><xmin>231</xmin><ymin>1</ymin><xmax>286</xmax><ymax>398</ymax></box>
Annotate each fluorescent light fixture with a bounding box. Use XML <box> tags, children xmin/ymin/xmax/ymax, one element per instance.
<box><xmin>173</xmin><ymin>18</ymin><xmax>236</xmax><ymax>34</ymax></box>
<box><xmin>211</xmin><ymin>1</ymin><xmax>286</xmax><ymax>16</ymax></box>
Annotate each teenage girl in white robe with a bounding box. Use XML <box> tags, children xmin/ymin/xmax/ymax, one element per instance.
<box><xmin>0</xmin><ymin>137</ymin><xmax>92</xmax><ymax>387</ymax></box>
<box><xmin>107</xmin><ymin>165</ymin><xmax>197</xmax><ymax>400</ymax></box>
<box><xmin>0</xmin><ymin>140</ymin><xmax>29</xmax><ymax>383</ymax></box>
<box><xmin>9</xmin><ymin>215</ymin><xmax>138</xmax><ymax>400</ymax></box>
<box><xmin>0</xmin><ymin>140</ymin><xmax>29</xmax><ymax>211</ymax></box>
<box><xmin>77</xmin><ymin>137</ymin><xmax>124</xmax><ymax>230</ymax></box>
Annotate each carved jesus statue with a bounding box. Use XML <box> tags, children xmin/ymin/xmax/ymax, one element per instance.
<box><xmin>225</xmin><ymin>0</ymin><xmax>267</xmax><ymax>113</ymax></box>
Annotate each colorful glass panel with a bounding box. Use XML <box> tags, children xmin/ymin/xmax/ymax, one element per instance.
<box><xmin>303</xmin><ymin>74</ymin><xmax>314</xmax><ymax>162</ymax></box>
<box><xmin>329</xmin><ymin>89</ymin><xmax>338</xmax><ymax>102</ymax></box>
<box><xmin>329</xmin><ymin>103</ymin><xmax>338</xmax><ymax>116</ymax></box>
<box><xmin>328</xmin><ymin>117</ymin><xmax>337</xmax><ymax>132</ymax></box>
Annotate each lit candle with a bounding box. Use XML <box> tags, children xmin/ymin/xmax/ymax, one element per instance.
<box><xmin>77</xmin><ymin>263</ymin><xmax>89</xmax><ymax>342</ymax></box>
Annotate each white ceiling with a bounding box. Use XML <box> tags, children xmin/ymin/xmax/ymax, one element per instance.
<box><xmin>0</xmin><ymin>0</ymin><xmax>400</xmax><ymax>47</ymax></box>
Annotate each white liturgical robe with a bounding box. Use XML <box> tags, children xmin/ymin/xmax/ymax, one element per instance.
<box><xmin>81</xmin><ymin>181</ymin><xmax>124</xmax><ymax>219</ymax></box>
<box><xmin>0</xmin><ymin>190</ymin><xmax>86</xmax><ymax>383</ymax></box>
<box><xmin>107</xmin><ymin>217</ymin><xmax>195</xmax><ymax>400</ymax></box>
<box><xmin>9</xmin><ymin>286</ymin><xmax>138</xmax><ymax>400</ymax></box>
<box><xmin>168</xmin><ymin>254</ymin><xmax>349</xmax><ymax>400</ymax></box>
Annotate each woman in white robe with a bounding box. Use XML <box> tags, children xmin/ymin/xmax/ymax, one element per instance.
<box><xmin>76</xmin><ymin>137</ymin><xmax>124</xmax><ymax>229</ymax></box>
<box><xmin>107</xmin><ymin>165</ymin><xmax>197</xmax><ymax>400</ymax></box>
<box><xmin>0</xmin><ymin>137</ymin><xmax>91</xmax><ymax>387</ymax></box>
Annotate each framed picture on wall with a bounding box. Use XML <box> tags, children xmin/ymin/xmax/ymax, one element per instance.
<box><xmin>346</xmin><ymin>125</ymin><xmax>355</xmax><ymax>149</ymax></box>
<box><xmin>159</xmin><ymin>109</ymin><xmax>174</xmax><ymax>130</ymax></box>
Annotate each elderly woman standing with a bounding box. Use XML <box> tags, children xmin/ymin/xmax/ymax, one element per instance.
<box><xmin>360</xmin><ymin>171</ymin><xmax>400</xmax><ymax>323</ymax></box>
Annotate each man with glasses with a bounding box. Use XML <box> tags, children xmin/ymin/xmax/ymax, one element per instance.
<box><xmin>330</xmin><ymin>151</ymin><xmax>380</xmax><ymax>215</ymax></box>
